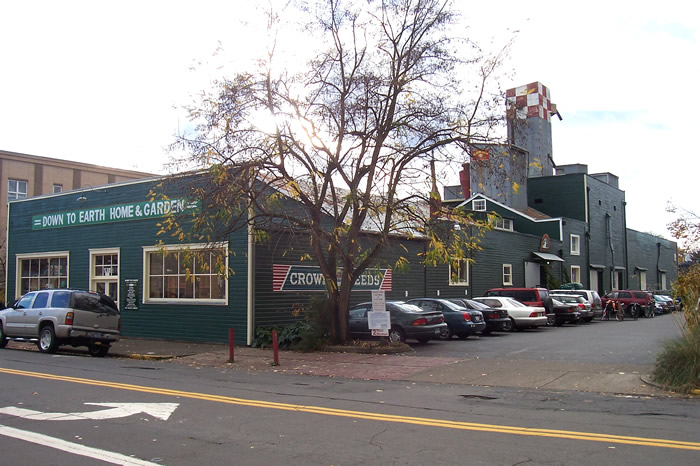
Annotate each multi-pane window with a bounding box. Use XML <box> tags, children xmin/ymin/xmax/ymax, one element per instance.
<box><xmin>17</xmin><ymin>254</ymin><xmax>69</xmax><ymax>295</ymax></box>
<box><xmin>449</xmin><ymin>258</ymin><xmax>469</xmax><ymax>285</ymax></box>
<box><xmin>91</xmin><ymin>249</ymin><xmax>119</xmax><ymax>301</ymax></box>
<box><xmin>570</xmin><ymin>234</ymin><xmax>580</xmax><ymax>256</ymax></box>
<box><xmin>8</xmin><ymin>179</ymin><xmax>28</xmax><ymax>200</ymax></box>
<box><xmin>571</xmin><ymin>265</ymin><xmax>581</xmax><ymax>284</ymax></box>
<box><xmin>503</xmin><ymin>264</ymin><xmax>513</xmax><ymax>285</ymax></box>
<box><xmin>473</xmin><ymin>199</ymin><xmax>486</xmax><ymax>211</ymax></box>
<box><xmin>495</xmin><ymin>218</ymin><xmax>513</xmax><ymax>231</ymax></box>
<box><xmin>53</xmin><ymin>184</ymin><xmax>63</xmax><ymax>193</ymax></box>
<box><xmin>145</xmin><ymin>245</ymin><xmax>227</xmax><ymax>302</ymax></box>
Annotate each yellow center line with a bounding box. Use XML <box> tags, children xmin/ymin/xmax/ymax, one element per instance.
<box><xmin>1</xmin><ymin>367</ymin><xmax>698</xmax><ymax>450</ymax></box>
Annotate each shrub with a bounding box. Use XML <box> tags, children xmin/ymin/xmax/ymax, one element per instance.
<box><xmin>652</xmin><ymin>323</ymin><xmax>700</xmax><ymax>394</ymax></box>
<box><xmin>252</xmin><ymin>296</ymin><xmax>331</xmax><ymax>351</ymax></box>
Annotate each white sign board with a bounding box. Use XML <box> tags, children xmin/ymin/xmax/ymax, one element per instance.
<box><xmin>371</xmin><ymin>290</ymin><xmax>386</xmax><ymax>312</ymax></box>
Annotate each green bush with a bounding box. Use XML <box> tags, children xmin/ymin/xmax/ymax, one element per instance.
<box><xmin>652</xmin><ymin>324</ymin><xmax>700</xmax><ymax>394</ymax></box>
<box><xmin>252</xmin><ymin>296</ymin><xmax>331</xmax><ymax>351</ymax></box>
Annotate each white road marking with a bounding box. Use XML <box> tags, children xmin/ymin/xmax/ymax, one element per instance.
<box><xmin>0</xmin><ymin>402</ymin><xmax>179</xmax><ymax>421</ymax></box>
<box><xmin>0</xmin><ymin>424</ymin><xmax>160</xmax><ymax>465</ymax></box>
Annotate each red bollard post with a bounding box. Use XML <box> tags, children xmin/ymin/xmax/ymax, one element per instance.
<box><xmin>272</xmin><ymin>329</ymin><xmax>279</xmax><ymax>366</ymax></box>
<box><xmin>228</xmin><ymin>327</ymin><xmax>235</xmax><ymax>363</ymax></box>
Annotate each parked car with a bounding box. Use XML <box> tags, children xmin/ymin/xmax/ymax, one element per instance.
<box><xmin>348</xmin><ymin>301</ymin><xmax>447</xmax><ymax>344</ymax></box>
<box><xmin>448</xmin><ymin>298</ymin><xmax>510</xmax><ymax>334</ymax></box>
<box><xmin>551</xmin><ymin>293</ymin><xmax>594</xmax><ymax>322</ymax></box>
<box><xmin>550</xmin><ymin>298</ymin><xmax>582</xmax><ymax>326</ymax></box>
<box><xmin>551</xmin><ymin>289</ymin><xmax>602</xmax><ymax>318</ymax></box>
<box><xmin>602</xmin><ymin>290</ymin><xmax>654</xmax><ymax>318</ymax></box>
<box><xmin>652</xmin><ymin>294</ymin><xmax>674</xmax><ymax>314</ymax></box>
<box><xmin>472</xmin><ymin>296</ymin><xmax>548</xmax><ymax>331</ymax></box>
<box><xmin>485</xmin><ymin>287</ymin><xmax>554</xmax><ymax>315</ymax></box>
<box><xmin>0</xmin><ymin>289</ymin><xmax>120</xmax><ymax>356</ymax></box>
<box><xmin>408</xmin><ymin>298</ymin><xmax>486</xmax><ymax>339</ymax></box>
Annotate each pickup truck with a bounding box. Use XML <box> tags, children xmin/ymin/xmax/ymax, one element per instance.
<box><xmin>0</xmin><ymin>289</ymin><xmax>120</xmax><ymax>356</ymax></box>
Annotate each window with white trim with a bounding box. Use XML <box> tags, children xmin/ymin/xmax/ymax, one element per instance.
<box><xmin>144</xmin><ymin>244</ymin><xmax>227</xmax><ymax>303</ymax></box>
<box><xmin>472</xmin><ymin>199</ymin><xmax>486</xmax><ymax>211</ymax></box>
<box><xmin>90</xmin><ymin>248</ymin><xmax>119</xmax><ymax>302</ymax></box>
<box><xmin>640</xmin><ymin>270</ymin><xmax>647</xmax><ymax>290</ymax></box>
<box><xmin>503</xmin><ymin>264</ymin><xmax>513</xmax><ymax>285</ymax></box>
<box><xmin>16</xmin><ymin>253</ymin><xmax>69</xmax><ymax>295</ymax></box>
<box><xmin>571</xmin><ymin>265</ymin><xmax>581</xmax><ymax>284</ymax></box>
<box><xmin>495</xmin><ymin>217</ymin><xmax>513</xmax><ymax>231</ymax></box>
<box><xmin>8</xmin><ymin>179</ymin><xmax>28</xmax><ymax>200</ymax></box>
<box><xmin>660</xmin><ymin>272</ymin><xmax>667</xmax><ymax>290</ymax></box>
<box><xmin>53</xmin><ymin>184</ymin><xmax>63</xmax><ymax>193</ymax></box>
<box><xmin>570</xmin><ymin>234</ymin><xmax>580</xmax><ymax>256</ymax></box>
<box><xmin>449</xmin><ymin>258</ymin><xmax>469</xmax><ymax>285</ymax></box>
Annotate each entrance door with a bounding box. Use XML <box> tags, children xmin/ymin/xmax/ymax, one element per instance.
<box><xmin>525</xmin><ymin>262</ymin><xmax>540</xmax><ymax>288</ymax></box>
<box><xmin>590</xmin><ymin>270</ymin><xmax>598</xmax><ymax>293</ymax></box>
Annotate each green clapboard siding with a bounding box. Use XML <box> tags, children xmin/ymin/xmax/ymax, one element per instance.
<box><xmin>6</xmin><ymin>175</ymin><xmax>249</xmax><ymax>344</ymax></box>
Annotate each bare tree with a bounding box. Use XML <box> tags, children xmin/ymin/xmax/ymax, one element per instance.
<box><xmin>167</xmin><ymin>0</ymin><xmax>510</xmax><ymax>342</ymax></box>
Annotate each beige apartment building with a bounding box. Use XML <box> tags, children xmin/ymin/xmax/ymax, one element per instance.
<box><xmin>1</xmin><ymin>149</ymin><xmax>156</xmax><ymax>302</ymax></box>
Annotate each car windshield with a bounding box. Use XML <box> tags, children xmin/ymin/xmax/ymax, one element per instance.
<box><xmin>504</xmin><ymin>298</ymin><xmax>527</xmax><ymax>307</ymax></box>
<box><xmin>552</xmin><ymin>299</ymin><xmax>565</xmax><ymax>306</ymax></box>
<box><xmin>396</xmin><ymin>303</ymin><xmax>425</xmax><ymax>313</ymax></box>
<box><xmin>466</xmin><ymin>299</ymin><xmax>489</xmax><ymax>310</ymax></box>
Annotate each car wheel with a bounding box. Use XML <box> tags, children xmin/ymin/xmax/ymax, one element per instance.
<box><xmin>502</xmin><ymin>318</ymin><xmax>515</xmax><ymax>332</ymax></box>
<box><xmin>0</xmin><ymin>324</ymin><xmax>7</xmax><ymax>348</ymax></box>
<box><xmin>37</xmin><ymin>326</ymin><xmax>58</xmax><ymax>353</ymax></box>
<box><xmin>440</xmin><ymin>326</ymin><xmax>453</xmax><ymax>340</ymax></box>
<box><xmin>88</xmin><ymin>344</ymin><xmax>110</xmax><ymax>357</ymax></box>
<box><xmin>388</xmin><ymin>327</ymin><xmax>406</xmax><ymax>344</ymax></box>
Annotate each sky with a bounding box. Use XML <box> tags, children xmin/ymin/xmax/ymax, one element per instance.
<box><xmin>1</xmin><ymin>1</ymin><xmax>697</xmax><ymax>244</ymax></box>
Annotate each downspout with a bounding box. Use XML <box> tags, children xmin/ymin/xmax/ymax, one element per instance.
<box><xmin>585</xmin><ymin>182</ymin><xmax>591</xmax><ymax>289</ymax></box>
<box><xmin>622</xmin><ymin>201</ymin><xmax>628</xmax><ymax>289</ymax></box>
<box><xmin>246</xmin><ymin>207</ymin><xmax>255</xmax><ymax>346</ymax></box>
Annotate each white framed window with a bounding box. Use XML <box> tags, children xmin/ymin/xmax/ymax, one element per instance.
<box><xmin>640</xmin><ymin>270</ymin><xmax>647</xmax><ymax>290</ymax></box>
<box><xmin>143</xmin><ymin>243</ymin><xmax>228</xmax><ymax>303</ymax></box>
<box><xmin>8</xmin><ymin>179</ymin><xmax>28</xmax><ymax>200</ymax></box>
<box><xmin>16</xmin><ymin>252</ymin><xmax>70</xmax><ymax>296</ymax></box>
<box><xmin>571</xmin><ymin>265</ymin><xmax>581</xmax><ymax>284</ymax></box>
<box><xmin>495</xmin><ymin>218</ymin><xmax>513</xmax><ymax>231</ymax></box>
<box><xmin>503</xmin><ymin>264</ymin><xmax>513</xmax><ymax>285</ymax></box>
<box><xmin>53</xmin><ymin>184</ymin><xmax>63</xmax><ymax>193</ymax></box>
<box><xmin>449</xmin><ymin>258</ymin><xmax>469</xmax><ymax>286</ymax></box>
<box><xmin>472</xmin><ymin>199</ymin><xmax>486</xmax><ymax>211</ymax></box>
<box><xmin>659</xmin><ymin>272</ymin><xmax>667</xmax><ymax>290</ymax></box>
<box><xmin>570</xmin><ymin>234</ymin><xmax>580</xmax><ymax>256</ymax></box>
<box><xmin>90</xmin><ymin>248</ymin><xmax>120</xmax><ymax>302</ymax></box>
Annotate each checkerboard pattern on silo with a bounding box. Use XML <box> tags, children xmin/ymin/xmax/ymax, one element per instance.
<box><xmin>506</xmin><ymin>82</ymin><xmax>552</xmax><ymax>121</ymax></box>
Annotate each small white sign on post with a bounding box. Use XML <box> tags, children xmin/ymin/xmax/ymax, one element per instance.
<box><xmin>369</xmin><ymin>290</ymin><xmax>389</xmax><ymax>336</ymax></box>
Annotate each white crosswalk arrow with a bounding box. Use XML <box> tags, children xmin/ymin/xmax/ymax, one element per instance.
<box><xmin>0</xmin><ymin>403</ymin><xmax>179</xmax><ymax>421</ymax></box>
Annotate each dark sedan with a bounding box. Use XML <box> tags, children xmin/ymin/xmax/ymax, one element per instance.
<box><xmin>449</xmin><ymin>298</ymin><xmax>510</xmax><ymax>334</ymax></box>
<box><xmin>551</xmin><ymin>298</ymin><xmax>581</xmax><ymax>326</ymax></box>
<box><xmin>407</xmin><ymin>298</ymin><xmax>485</xmax><ymax>339</ymax></box>
<box><xmin>348</xmin><ymin>301</ymin><xmax>447</xmax><ymax>344</ymax></box>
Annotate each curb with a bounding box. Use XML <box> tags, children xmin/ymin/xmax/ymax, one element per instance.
<box><xmin>641</xmin><ymin>374</ymin><xmax>700</xmax><ymax>396</ymax></box>
<box><xmin>323</xmin><ymin>344</ymin><xmax>413</xmax><ymax>354</ymax></box>
<box><xmin>126</xmin><ymin>353</ymin><xmax>177</xmax><ymax>360</ymax></box>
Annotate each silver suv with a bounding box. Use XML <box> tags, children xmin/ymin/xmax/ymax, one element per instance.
<box><xmin>0</xmin><ymin>289</ymin><xmax>120</xmax><ymax>357</ymax></box>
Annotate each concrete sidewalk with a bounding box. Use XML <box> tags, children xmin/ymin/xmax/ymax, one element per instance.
<box><xmin>107</xmin><ymin>338</ymin><xmax>675</xmax><ymax>397</ymax></box>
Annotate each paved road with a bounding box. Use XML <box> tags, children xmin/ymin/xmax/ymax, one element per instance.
<box><xmin>1</xmin><ymin>348</ymin><xmax>699</xmax><ymax>465</ymax></box>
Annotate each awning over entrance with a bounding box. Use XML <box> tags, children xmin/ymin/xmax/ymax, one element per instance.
<box><xmin>532</xmin><ymin>252</ymin><xmax>564</xmax><ymax>262</ymax></box>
